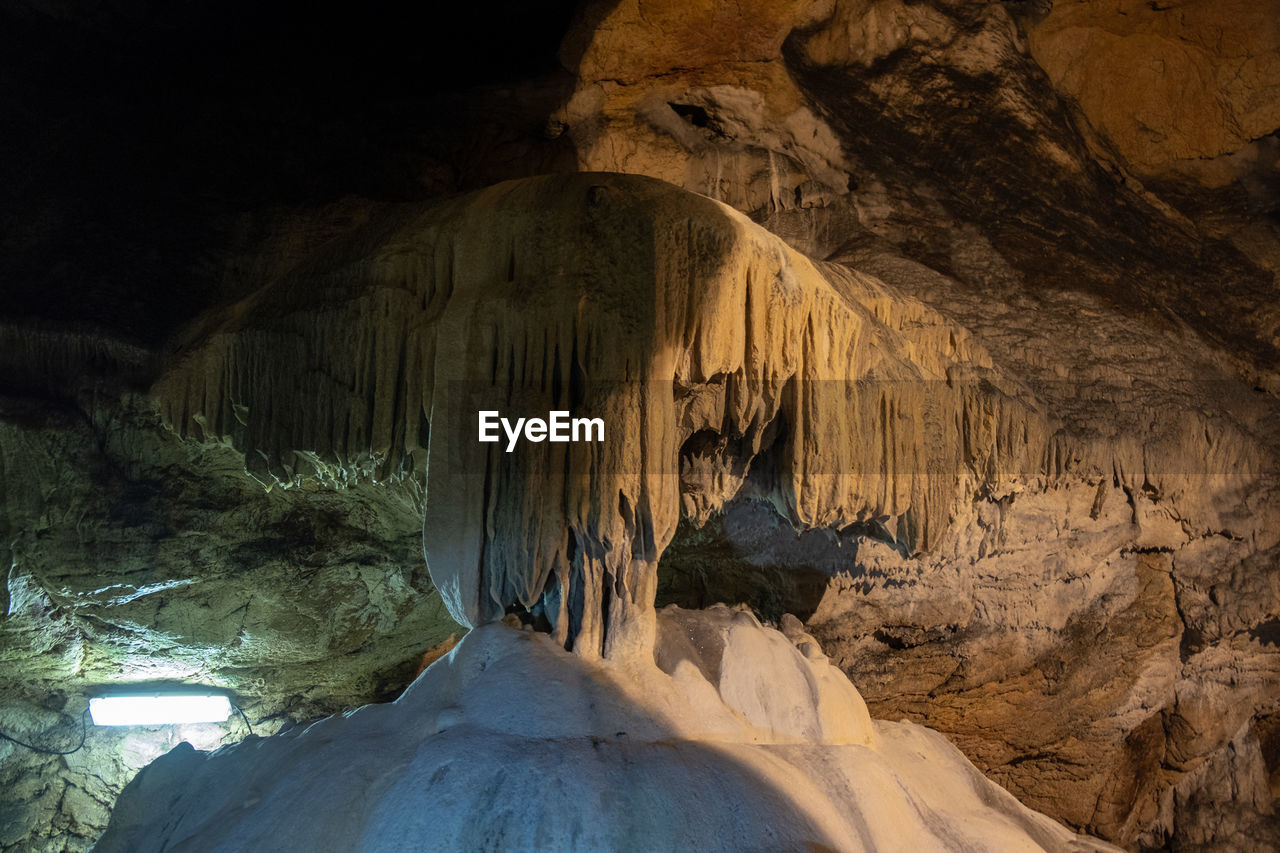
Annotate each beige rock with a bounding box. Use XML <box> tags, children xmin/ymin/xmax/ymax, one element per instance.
<box><xmin>5</xmin><ymin>1</ymin><xmax>1280</xmax><ymax>849</ymax></box>
<box><xmin>154</xmin><ymin>173</ymin><xmax>1045</xmax><ymax>660</ymax></box>
<box><xmin>1028</xmin><ymin>0</ymin><xmax>1280</xmax><ymax>175</ymax></box>
<box><xmin>565</xmin><ymin>0</ymin><xmax>819</xmax><ymax>86</ymax></box>
<box><xmin>800</xmin><ymin>0</ymin><xmax>956</xmax><ymax>68</ymax></box>
<box><xmin>145</xmin><ymin>163</ymin><xmax>1280</xmax><ymax>846</ymax></box>
<box><xmin>560</xmin><ymin>0</ymin><xmax>853</xmax><ymax>216</ymax></box>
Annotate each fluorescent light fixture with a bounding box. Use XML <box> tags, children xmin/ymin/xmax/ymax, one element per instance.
<box><xmin>89</xmin><ymin>694</ymin><xmax>232</xmax><ymax>726</ymax></box>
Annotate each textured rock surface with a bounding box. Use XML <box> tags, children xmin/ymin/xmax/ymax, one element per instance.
<box><xmin>1027</xmin><ymin>0</ymin><xmax>1280</xmax><ymax>176</ymax></box>
<box><xmin>546</xmin><ymin>2</ymin><xmax>1280</xmax><ymax>847</ymax></box>
<box><xmin>0</xmin><ymin>350</ymin><xmax>457</xmax><ymax>850</ymax></box>
<box><xmin>155</xmin><ymin>173</ymin><xmax>1043</xmax><ymax>661</ymax></box>
<box><xmin>93</xmin><ymin>610</ymin><xmax>1119</xmax><ymax>853</ymax></box>
<box><xmin>2</xmin><ymin>0</ymin><xmax>1279</xmax><ymax>850</ymax></box>
<box><xmin>558</xmin><ymin>0</ymin><xmax>1280</xmax><ymax>390</ymax></box>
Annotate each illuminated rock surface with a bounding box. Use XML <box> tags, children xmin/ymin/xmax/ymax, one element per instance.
<box><xmin>1028</xmin><ymin>0</ymin><xmax>1280</xmax><ymax>177</ymax></box>
<box><xmin>153</xmin><ymin>172</ymin><xmax>1043</xmax><ymax>660</ymax></box>
<box><xmin>2</xmin><ymin>0</ymin><xmax>1279</xmax><ymax>850</ymax></box>
<box><xmin>93</xmin><ymin>610</ymin><xmax>1118</xmax><ymax>853</ymax></box>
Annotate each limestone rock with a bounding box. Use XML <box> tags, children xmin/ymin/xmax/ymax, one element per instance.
<box><xmin>4</xmin><ymin>1</ymin><xmax>1280</xmax><ymax>850</ymax></box>
<box><xmin>154</xmin><ymin>173</ymin><xmax>1044</xmax><ymax>661</ymax></box>
<box><xmin>560</xmin><ymin>0</ymin><xmax>851</xmax><ymax>216</ymax></box>
<box><xmin>0</xmin><ymin>387</ymin><xmax>457</xmax><ymax>851</ymax></box>
<box><xmin>92</xmin><ymin>613</ymin><xmax>1120</xmax><ymax>853</ymax></box>
<box><xmin>1028</xmin><ymin>0</ymin><xmax>1280</xmax><ymax>176</ymax></box>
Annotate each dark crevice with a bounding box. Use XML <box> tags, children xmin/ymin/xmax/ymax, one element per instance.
<box><xmin>655</xmin><ymin>513</ymin><xmax>830</xmax><ymax>624</ymax></box>
<box><xmin>1248</xmin><ymin>618</ymin><xmax>1280</xmax><ymax>648</ymax></box>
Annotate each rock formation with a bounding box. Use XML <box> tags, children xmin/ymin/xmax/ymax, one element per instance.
<box><xmin>2</xmin><ymin>0</ymin><xmax>1278</xmax><ymax>850</ymax></box>
<box><xmin>94</xmin><ymin>608</ymin><xmax>1119</xmax><ymax>853</ymax></box>
<box><xmin>154</xmin><ymin>173</ymin><xmax>1043</xmax><ymax>661</ymax></box>
<box><xmin>1028</xmin><ymin>0</ymin><xmax>1280</xmax><ymax>177</ymax></box>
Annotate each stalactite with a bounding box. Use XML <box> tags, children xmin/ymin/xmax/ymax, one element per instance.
<box><xmin>154</xmin><ymin>173</ymin><xmax>1052</xmax><ymax>659</ymax></box>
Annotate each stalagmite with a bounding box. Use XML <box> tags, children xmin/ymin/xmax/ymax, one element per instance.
<box><xmin>92</xmin><ymin>607</ymin><xmax>1122</xmax><ymax>853</ymax></box>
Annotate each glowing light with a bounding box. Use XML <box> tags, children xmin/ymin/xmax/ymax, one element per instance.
<box><xmin>89</xmin><ymin>694</ymin><xmax>232</xmax><ymax>726</ymax></box>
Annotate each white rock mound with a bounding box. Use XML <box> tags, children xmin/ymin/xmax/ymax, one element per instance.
<box><xmin>93</xmin><ymin>607</ymin><xmax>1118</xmax><ymax>853</ymax></box>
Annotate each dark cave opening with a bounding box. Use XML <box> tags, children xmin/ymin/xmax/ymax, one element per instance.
<box><xmin>655</xmin><ymin>513</ymin><xmax>830</xmax><ymax>625</ymax></box>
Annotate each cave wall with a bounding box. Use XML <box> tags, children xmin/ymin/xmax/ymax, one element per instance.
<box><xmin>2</xmin><ymin>0</ymin><xmax>1279</xmax><ymax>850</ymax></box>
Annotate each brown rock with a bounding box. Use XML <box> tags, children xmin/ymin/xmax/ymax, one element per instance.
<box><xmin>1029</xmin><ymin>0</ymin><xmax>1280</xmax><ymax>175</ymax></box>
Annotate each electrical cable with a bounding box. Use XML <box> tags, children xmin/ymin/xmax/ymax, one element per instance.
<box><xmin>232</xmin><ymin>703</ymin><xmax>255</xmax><ymax>736</ymax></box>
<box><xmin>0</xmin><ymin>707</ymin><xmax>89</xmax><ymax>755</ymax></box>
